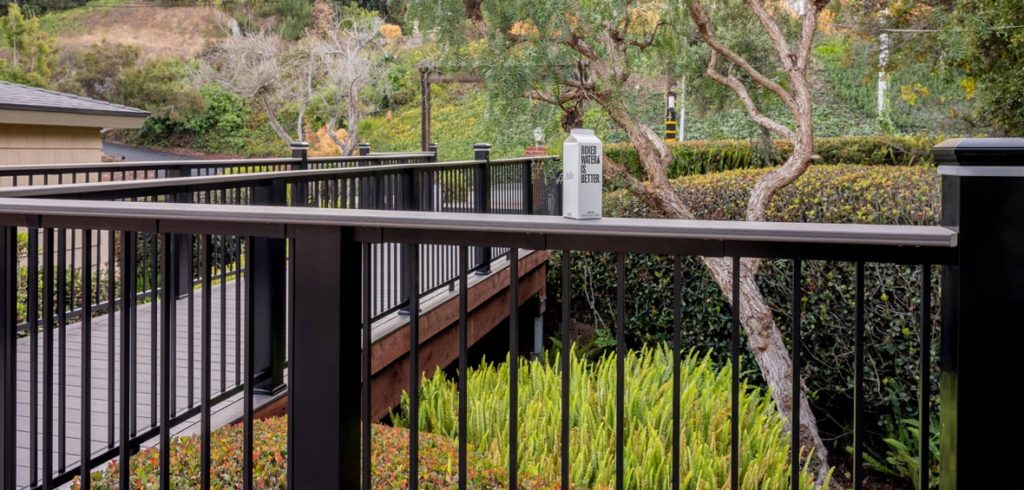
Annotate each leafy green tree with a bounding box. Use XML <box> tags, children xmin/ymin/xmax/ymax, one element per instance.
<box><xmin>0</xmin><ymin>3</ymin><xmax>57</xmax><ymax>87</ymax></box>
<box><xmin>944</xmin><ymin>0</ymin><xmax>1024</xmax><ymax>135</ymax></box>
<box><xmin>407</xmin><ymin>0</ymin><xmax>835</xmax><ymax>482</ymax></box>
<box><xmin>57</xmin><ymin>41</ymin><xmax>142</xmax><ymax>100</ymax></box>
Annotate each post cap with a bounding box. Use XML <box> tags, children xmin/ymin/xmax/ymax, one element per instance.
<box><xmin>934</xmin><ymin>138</ymin><xmax>1024</xmax><ymax>167</ymax></box>
<box><xmin>473</xmin><ymin>143</ymin><xmax>492</xmax><ymax>150</ymax></box>
<box><xmin>289</xmin><ymin>141</ymin><xmax>310</xmax><ymax>149</ymax></box>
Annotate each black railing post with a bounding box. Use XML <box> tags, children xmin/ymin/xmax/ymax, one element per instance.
<box><xmin>168</xmin><ymin>166</ymin><xmax>193</xmax><ymax>296</ymax></box>
<box><xmin>0</xmin><ymin>226</ymin><xmax>15</xmax><ymax>490</ymax></box>
<box><xmin>473</xmin><ymin>143</ymin><xmax>491</xmax><ymax>274</ymax></box>
<box><xmin>522</xmin><ymin>159</ymin><xmax>534</xmax><ymax>215</ymax></box>
<box><xmin>291</xmin><ymin>142</ymin><xmax>310</xmax><ymax>206</ymax></box>
<box><xmin>249</xmin><ymin>180</ymin><xmax>288</xmax><ymax>395</ymax></box>
<box><xmin>936</xmin><ymin>138</ymin><xmax>1024</xmax><ymax>489</ymax></box>
<box><xmin>426</xmin><ymin>143</ymin><xmax>438</xmax><ymax>210</ymax></box>
<box><xmin>289</xmin><ymin>225</ymin><xmax>361</xmax><ymax>488</ymax></box>
<box><xmin>399</xmin><ymin>168</ymin><xmax>419</xmax><ymax>315</ymax></box>
<box><xmin>357</xmin><ymin>143</ymin><xmax>372</xmax><ymax>209</ymax></box>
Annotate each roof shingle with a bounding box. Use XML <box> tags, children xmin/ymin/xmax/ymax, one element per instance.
<box><xmin>0</xmin><ymin>81</ymin><xmax>149</xmax><ymax>118</ymax></box>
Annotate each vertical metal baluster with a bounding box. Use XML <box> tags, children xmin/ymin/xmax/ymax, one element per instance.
<box><xmin>57</xmin><ymin>230</ymin><xmax>67</xmax><ymax>472</ymax></box>
<box><xmin>615</xmin><ymin>252</ymin><xmax>625</xmax><ymax>490</ymax></box>
<box><xmin>560</xmin><ymin>251</ymin><xmax>570</xmax><ymax>490</ymax></box>
<box><xmin>243</xmin><ymin>236</ymin><xmax>255</xmax><ymax>490</ymax></box>
<box><xmin>509</xmin><ymin>247</ymin><xmax>520</xmax><ymax>490</ymax></box>
<box><xmin>220</xmin><ymin>235</ymin><xmax>227</xmax><ymax>394</ymax></box>
<box><xmin>791</xmin><ymin>258</ymin><xmax>802</xmax><ymax>490</ymax></box>
<box><xmin>130</xmin><ymin>232</ymin><xmax>138</xmax><ymax>437</ymax></box>
<box><xmin>458</xmin><ymin>245</ymin><xmax>468</xmax><ymax>490</ymax></box>
<box><xmin>188</xmin><ymin>235</ymin><xmax>195</xmax><ymax>409</ymax></box>
<box><xmin>80</xmin><ymin>231</ymin><xmax>93</xmax><ymax>490</ymax></box>
<box><xmin>151</xmin><ymin>234</ymin><xmax>158</xmax><ymax>427</ymax></box>
<box><xmin>119</xmin><ymin>231</ymin><xmax>135</xmax><ymax>490</ymax></box>
<box><xmin>362</xmin><ymin>242</ymin><xmax>373</xmax><ymax>490</ymax></box>
<box><xmin>236</xmin><ymin>235</ymin><xmax>242</xmax><ymax>387</ymax></box>
<box><xmin>672</xmin><ymin>255</ymin><xmax>682</xmax><ymax>490</ymax></box>
<box><xmin>28</xmin><ymin>230</ymin><xmax>38</xmax><ymax>485</ymax></box>
<box><xmin>201</xmin><ymin>235</ymin><xmax>213</xmax><ymax>490</ymax></box>
<box><xmin>408</xmin><ymin>244</ymin><xmax>420</xmax><ymax>490</ymax></box>
<box><xmin>919</xmin><ymin>264</ymin><xmax>932</xmax><ymax>490</ymax></box>
<box><xmin>43</xmin><ymin>230</ymin><xmax>54</xmax><ymax>489</ymax></box>
<box><xmin>853</xmin><ymin>262</ymin><xmax>865</xmax><ymax>490</ymax></box>
<box><xmin>107</xmin><ymin>233</ymin><xmax>115</xmax><ymax>447</ymax></box>
<box><xmin>731</xmin><ymin>257</ymin><xmax>741</xmax><ymax>490</ymax></box>
<box><xmin>160</xmin><ymin>234</ymin><xmax>173</xmax><ymax>489</ymax></box>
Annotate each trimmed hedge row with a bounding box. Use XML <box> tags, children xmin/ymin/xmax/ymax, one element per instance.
<box><xmin>75</xmin><ymin>417</ymin><xmax>545</xmax><ymax>489</ymax></box>
<box><xmin>604</xmin><ymin>135</ymin><xmax>941</xmax><ymax>179</ymax></box>
<box><xmin>549</xmin><ymin>164</ymin><xmax>941</xmax><ymax>458</ymax></box>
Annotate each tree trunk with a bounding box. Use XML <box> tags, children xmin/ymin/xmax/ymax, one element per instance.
<box><xmin>703</xmin><ymin>255</ymin><xmax>831</xmax><ymax>482</ymax></box>
<box><xmin>599</xmin><ymin>97</ymin><xmax>831</xmax><ymax>482</ymax></box>
<box><xmin>261</xmin><ymin>97</ymin><xmax>295</xmax><ymax>146</ymax></box>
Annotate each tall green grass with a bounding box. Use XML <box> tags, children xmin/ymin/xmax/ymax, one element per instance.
<box><xmin>394</xmin><ymin>345</ymin><xmax>830</xmax><ymax>489</ymax></box>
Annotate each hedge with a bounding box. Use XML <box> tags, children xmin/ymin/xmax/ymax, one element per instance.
<box><xmin>396</xmin><ymin>346</ymin><xmax>830</xmax><ymax>489</ymax></box>
<box><xmin>548</xmin><ymin>164</ymin><xmax>941</xmax><ymax>463</ymax></box>
<box><xmin>603</xmin><ymin>135</ymin><xmax>941</xmax><ymax>179</ymax></box>
<box><xmin>75</xmin><ymin>417</ymin><xmax>552</xmax><ymax>489</ymax></box>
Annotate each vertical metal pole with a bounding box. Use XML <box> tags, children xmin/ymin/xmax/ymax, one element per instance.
<box><xmin>289</xmin><ymin>225</ymin><xmax>361</xmax><ymax>488</ymax></box>
<box><xmin>119</xmin><ymin>231</ymin><xmax>135</xmax><ymax>490</ymax></box>
<box><xmin>935</xmin><ymin>138</ymin><xmax>1024</xmax><ymax>489</ymax></box>
<box><xmin>525</xmin><ymin>162</ymin><xmax>535</xmax><ymax>216</ymax></box>
<box><xmin>358</xmin><ymin>143</ymin><xmax>372</xmax><ymax>156</ymax></box>
<box><xmin>291</xmin><ymin>142</ymin><xmax>310</xmax><ymax>206</ymax></box>
<box><xmin>0</xmin><ymin>226</ymin><xmax>15</xmax><ymax>490</ymax></box>
<box><xmin>249</xmin><ymin>181</ymin><xmax>288</xmax><ymax>394</ymax></box>
<box><xmin>419</xmin><ymin>68</ymin><xmax>431</xmax><ymax>152</ymax></box>
<box><xmin>400</xmin><ymin>169</ymin><xmax>418</xmax><ymax>315</ymax></box>
<box><xmin>168</xmin><ymin>166</ymin><xmax>193</xmax><ymax>297</ymax></box>
<box><xmin>473</xmin><ymin>143</ymin><xmax>491</xmax><ymax>274</ymax></box>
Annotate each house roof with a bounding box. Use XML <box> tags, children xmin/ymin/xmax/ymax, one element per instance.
<box><xmin>0</xmin><ymin>81</ymin><xmax>150</xmax><ymax>118</ymax></box>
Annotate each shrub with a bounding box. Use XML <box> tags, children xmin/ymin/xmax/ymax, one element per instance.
<box><xmin>549</xmin><ymin>165</ymin><xmax>941</xmax><ymax>466</ymax></box>
<box><xmin>75</xmin><ymin>417</ymin><xmax>544</xmax><ymax>489</ymax></box>
<box><xmin>603</xmin><ymin>135</ymin><xmax>941</xmax><ymax>180</ymax></box>
<box><xmin>394</xmin><ymin>346</ymin><xmax>830</xmax><ymax>489</ymax></box>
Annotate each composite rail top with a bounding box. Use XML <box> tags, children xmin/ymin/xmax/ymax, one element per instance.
<box><xmin>0</xmin><ymin>197</ymin><xmax>957</xmax><ymax>256</ymax></box>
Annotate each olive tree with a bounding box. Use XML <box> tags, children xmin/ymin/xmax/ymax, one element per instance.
<box><xmin>407</xmin><ymin>0</ymin><xmax>833</xmax><ymax>481</ymax></box>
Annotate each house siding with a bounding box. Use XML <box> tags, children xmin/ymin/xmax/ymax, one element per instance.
<box><xmin>0</xmin><ymin>123</ymin><xmax>102</xmax><ymax>166</ymax></box>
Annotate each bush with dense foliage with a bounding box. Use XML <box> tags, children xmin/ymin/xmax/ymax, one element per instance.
<box><xmin>603</xmin><ymin>135</ymin><xmax>941</xmax><ymax>180</ymax></box>
<box><xmin>75</xmin><ymin>416</ymin><xmax>547</xmax><ymax>489</ymax></box>
<box><xmin>548</xmin><ymin>164</ymin><xmax>941</xmax><ymax>471</ymax></box>
<box><xmin>395</xmin><ymin>346</ymin><xmax>829</xmax><ymax>489</ymax></box>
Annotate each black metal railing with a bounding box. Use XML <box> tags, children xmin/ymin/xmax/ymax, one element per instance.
<box><xmin>0</xmin><ymin>195</ymin><xmax>958</xmax><ymax>490</ymax></box>
<box><xmin>0</xmin><ymin>147</ymin><xmax>435</xmax><ymax>188</ymax></box>
<box><xmin>0</xmin><ymin>146</ymin><xmax>557</xmax><ymax>320</ymax></box>
<box><xmin>4</xmin><ymin>138</ymin><xmax>1018</xmax><ymax>490</ymax></box>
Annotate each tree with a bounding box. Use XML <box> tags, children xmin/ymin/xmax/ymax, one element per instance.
<box><xmin>57</xmin><ymin>41</ymin><xmax>142</xmax><ymax>100</ymax></box>
<box><xmin>199</xmin><ymin>31</ymin><xmax>321</xmax><ymax>146</ymax></box>
<box><xmin>312</xmin><ymin>3</ymin><xmax>386</xmax><ymax>155</ymax></box>
<box><xmin>945</xmin><ymin>0</ymin><xmax>1024</xmax><ymax>135</ymax></box>
<box><xmin>0</xmin><ymin>3</ymin><xmax>57</xmax><ymax>87</ymax></box>
<box><xmin>407</xmin><ymin>0</ymin><xmax>833</xmax><ymax>481</ymax></box>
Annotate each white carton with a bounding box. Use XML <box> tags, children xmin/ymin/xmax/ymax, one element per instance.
<box><xmin>562</xmin><ymin>128</ymin><xmax>603</xmax><ymax>219</ymax></box>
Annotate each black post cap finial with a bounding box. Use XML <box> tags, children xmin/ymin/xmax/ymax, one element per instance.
<box><xmin>933</xmin><ymin>138</ymin><xmax>1024</xmax><ymax>167</ymax></box>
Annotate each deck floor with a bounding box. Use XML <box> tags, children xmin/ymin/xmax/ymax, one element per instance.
<box><xmin>13</xmin><ymin>252</ymin><xmax>518</xmax><ymax>489</ymax></box>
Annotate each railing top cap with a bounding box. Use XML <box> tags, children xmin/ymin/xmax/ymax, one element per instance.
<box><xmin>0</xmin><ymin>197</ymin><xmax>958</xmax><ymax>250</ymax></box>
<box><xmin>934</xmin><ymin>137</ymin><xmax>1024</xmax><ymax>166</ymax></box>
